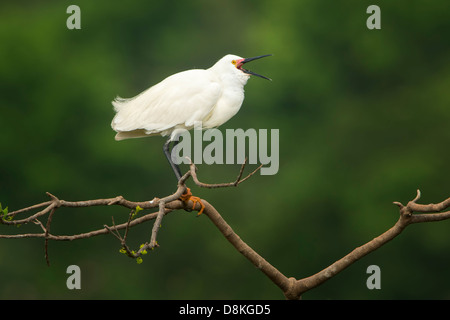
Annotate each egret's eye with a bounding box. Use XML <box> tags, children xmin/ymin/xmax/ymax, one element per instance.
<box><xmin>231</xmin><ymin>60</ymin><xmax>237</xmax><ymax>65</ymax></box>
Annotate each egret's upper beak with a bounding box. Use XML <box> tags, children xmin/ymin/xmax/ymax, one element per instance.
<box><xmin>237</xmin><ymin>54</ymin><xmax>272</xmax><ymax>81</ymax></box>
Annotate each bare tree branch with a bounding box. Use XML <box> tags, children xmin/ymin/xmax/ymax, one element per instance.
<box><xmin>0</xmin><ymin>161</ymin><xmax>258</xmax><ymax>264</ymax></box>
<box><xmin>284</xmin><ymin>189</ymin><xmax>450</xmax><ymax>299</ymax></box>
<box><xmin>1</xmin><ymin>165</ymin><xmax>449</xmax><ymax>300</ymax></box>
<box><xmin>200</xmin><ymin>199</ymin><xmax>292</xmax><ymax>294</ymax></box>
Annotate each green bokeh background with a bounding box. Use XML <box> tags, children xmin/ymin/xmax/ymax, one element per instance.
<box><xmin>0</xmin><ymin>1</ymin><xmax>449</xmax><ymax>299</ymax></box>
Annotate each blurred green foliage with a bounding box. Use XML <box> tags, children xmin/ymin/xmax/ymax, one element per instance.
<box><xmin>0</xmin><ymin>0</ymin><xmax>449</xmax><ymax>299</ymax></box>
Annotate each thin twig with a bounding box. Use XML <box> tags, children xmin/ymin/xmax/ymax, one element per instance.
<box><xmin>189</xmin><ymin>158</ymin><xmax>263</xmax><ymax>188</ymax></box>
<box><xmin>44</xmin><ymin>207</ymin><xmax>56</xmax><ymax>266</ymax></box>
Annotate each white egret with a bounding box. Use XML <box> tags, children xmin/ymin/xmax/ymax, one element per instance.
<box><xmin>111</xmin><ymin>54</ymin><xmax>271</xmax><ymax>213</ymax></box>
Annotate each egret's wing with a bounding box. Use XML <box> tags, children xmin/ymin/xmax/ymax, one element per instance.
<box><xmin>111</xmin><ymin>69</ymin><xmax>221</xmax><ymax>139</ymax></box>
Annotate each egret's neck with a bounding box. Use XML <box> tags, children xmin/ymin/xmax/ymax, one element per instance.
<box><xmin>202</xmin><ymin>68</ymin><xmax>247</xmax><ymax>128</ymax></box>
<box><xmin>209</xmin><ymin>66</ymin><xmax>250</xmax><ymax>88</ymax></box>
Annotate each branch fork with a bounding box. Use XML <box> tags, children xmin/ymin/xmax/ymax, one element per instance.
<box><xmin>1</xmin><ymin>164</ymin><xmax>449</xmax><ymax>299</ymax></box>
<box><xmin>0</xmin><ymin>158</ymin><xmax>261</xmax><ymax>265</ymax></box>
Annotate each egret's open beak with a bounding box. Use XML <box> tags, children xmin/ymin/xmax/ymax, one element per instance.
<box><xmin>237</xmin><ymin>54</ymin><xmax>272</xmax><ymax>81</ymax></box>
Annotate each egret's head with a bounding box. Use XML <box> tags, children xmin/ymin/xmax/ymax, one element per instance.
<box><xmin>214</xmin><ymin>54</ymin><xmax>272</xmax><ymax>84</ymax></box>
<box><xmin>232</xmin><ymin>54</ymin><xmax>272</xmax><ymax>81</ymax></box>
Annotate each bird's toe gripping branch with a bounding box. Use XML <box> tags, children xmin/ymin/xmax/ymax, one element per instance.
<box><xmin>179</xmin><ymin>187</ymin><xmax>205</xmax><ymax>216</ymax></box>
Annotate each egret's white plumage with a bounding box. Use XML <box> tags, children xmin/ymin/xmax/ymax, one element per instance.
<box><xmin>111</xmin><ymin>54</ymin><xmax>270</xmax><ymax>141</ymax></box>
<box><xmin>111</xmin><ymin>53</ymin><xmax>271</xmax><ymax>186</ymax></box>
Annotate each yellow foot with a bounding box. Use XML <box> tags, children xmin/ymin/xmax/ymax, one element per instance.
<box><xmin>179</xmin><ymin>187</ymin><xmax>205</xmax><ymax>215</ymax></box>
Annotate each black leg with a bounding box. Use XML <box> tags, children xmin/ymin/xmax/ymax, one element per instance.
<box><xmin>163</xmin><ymin>138</ymin><xmax>182</xmax><ymax>182</ymax></box>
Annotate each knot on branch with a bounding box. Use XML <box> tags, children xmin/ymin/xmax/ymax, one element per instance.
<box><xmin>46</xmin><ymin>192</ymin><xmax>61</xmax><ymax>207</ymax></box>
<box><xmin>393</xmin><ymin>203</ymin><xmax>413</xmax><ymax>218</ymax></box>
<box><xmin>283</xmin><ymin>277</ymin><xmax>302</xmax><ymax>300</ymax></box>
<box><xmin>107</xmin><ymin>196</ymin><xmax>124</xmax><ymax>206</ymax></box>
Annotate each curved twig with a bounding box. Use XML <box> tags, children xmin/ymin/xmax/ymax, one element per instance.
<box><xmin>189</xmin><ymin>158</ymin><xmax>263</xmax><ymax>188</ymax></box>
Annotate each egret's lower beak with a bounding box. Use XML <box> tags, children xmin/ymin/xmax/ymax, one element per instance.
<box><xmin>238</xmin><ymin>54</ymin><xmax>272</xmax><ymax>81</ymax></box>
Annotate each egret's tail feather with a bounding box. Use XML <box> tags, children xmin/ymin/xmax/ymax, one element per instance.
<box><xmin>115</xmin><ymin>129</ymin><xmax>149</xmax><ymax>141</ymax></box>
<box><xmin>112</xmin><ymin>96</ymin><xmax>129</xmax><ymax>112</ymax></box>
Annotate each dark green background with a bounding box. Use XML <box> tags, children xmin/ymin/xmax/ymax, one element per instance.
<box><xmin>1</xmin><ymin>1</ymin><xmax>449</xmax><ymax>299</ymax></box>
